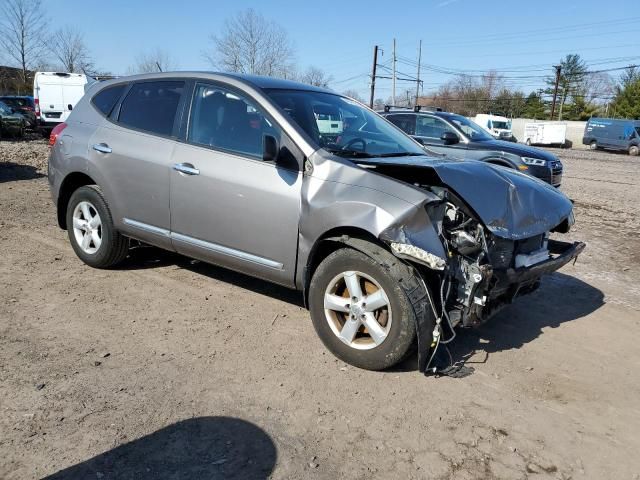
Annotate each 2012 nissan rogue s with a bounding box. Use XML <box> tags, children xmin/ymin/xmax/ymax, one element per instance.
<box><xmin>48</xmin><ymin>72</ymin><xmax>585</xmax><ymax>372</ymax></box>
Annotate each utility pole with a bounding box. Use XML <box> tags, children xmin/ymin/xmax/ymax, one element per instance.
<box><xmin>392</xmin><ymin>38</ymin><xmax>396</xmax><ymax>105</ymax></box>
<box><xmin>369</xmin><ymin>45</ymin><xmax>379</xmax><ymax>109</ymax></box>
<box><xmin>550</xmin><ymin>65</ymin><xmax>561</xmax><ymax>120</ymax></box>
<box><xmin>415</xmin><ymin>39</ymin><xmax>422</xmax><ymax>107</ymax></box>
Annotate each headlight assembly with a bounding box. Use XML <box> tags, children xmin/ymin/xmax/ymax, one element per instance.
<box><xmin>521</xmin><ymin>157</ymin><xmax>547</xmax><ymax>166</ymax></box>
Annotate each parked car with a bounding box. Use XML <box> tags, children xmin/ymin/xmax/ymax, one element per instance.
<box><xmin>474</xmin><ymin>113</ymin><xmax>515</xmax><ymax>142</ymax></box>
<box><xmin>48</xmin><ymin>73</ymin><xmax>584</xmax><ymax>372</ymax></box>
<box><xmin>0</xmin><ymin>100</ymin><xmax>26</xmax><ymax>139</ymax></box>
<box><xmin>582</xmin><ymin>117</ymin><xmax>640</xmax><ymax>156</ymax></box>
<box><xmin>0</xmin><ymin>96</ymin><xmax>38</xmax><ymax>130</ymax></box>
<box><xmin>33</xmin><ymin>72</ymin><xmax>88</xmax><ymax>134</ymax></box>
<box><xmin>380</xmin><ymin>107</ymin><xmax>563</xmax><ymax>187</ymax></box>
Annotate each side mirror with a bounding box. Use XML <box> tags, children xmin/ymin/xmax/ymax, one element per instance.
<box><xmin>67</xmin><ymin>104</ymin><xmax>73</xmax><ymax>111</ymax></box>
<box><xmin>441</xmin><ymin>131</ymin><xmax>460</xmax><ymax>145</ymax></box>
<box><xmin>263</xmin><ymin>134</ymin><xmax>279</xmax><ymax>162</ymax></box>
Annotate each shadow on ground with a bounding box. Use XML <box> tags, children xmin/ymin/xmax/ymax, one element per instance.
<box><xmin>0</xmin><ymin>162</ymin><xmax>45</xmax><ymax>183</ymax></box>
<box><xmin>393</xmin><ymin>272</ymin><xmax>604</xmax><ymax>372</ymax></box>
<box><xmin>114</xmin><ymin>248</ymin><xmax>604</xmax><ymax>375</ymax></box>
<box><xmin>118</xmin><ymin>246</ymin><xmax>303</xmax><ymax>307</ymax></box>
<box><xmin>43</xmin><ymin>416</ymin><xmax>277</xmax><ymax>480</ymax></box>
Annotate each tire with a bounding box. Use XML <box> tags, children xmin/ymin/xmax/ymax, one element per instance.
<box><xmin>309</xmin><ymin>245</ymin><xmax>432</xmax><ymax>371</ymax></box>
<box><xmin>65</xmin><ymin>185</ymin><xmax>129</xmax><ymax>268</ymax></box>
<box><xmin>590</xmin><ymin>141</ymin><xmax>598</xmax><ymax>150</ymax></box>
<box><xmin>525</xmin><ymin>138</ymin><xmax>531</xmax><ymax>146</ymax></box>
<box><xmin>629</xmin><ymin>145</ymin><xmax>639</xmax><ymax>156</ymax></box>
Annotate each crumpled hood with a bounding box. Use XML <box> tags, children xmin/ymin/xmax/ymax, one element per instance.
<box><xmin>356</xmin><ymin>155</ymin><xmax>573</xmax><ymax>240</ymax></box>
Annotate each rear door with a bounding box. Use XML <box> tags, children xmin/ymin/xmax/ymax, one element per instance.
<box><xmin>169</xmin><ymin>82</ymin><xmax>303</xmax><ymax>286</ymax></box>
<box><xmin>37</xmin><ymin>74</ymin><xmax>64</xmax><ymax>123</ymax></box>
<box><xmin>88</xmin><ymin>80</ymin><xmax>186</xmax><ymax>249</ymax></box>
<box><xmin>61</xmin><ymin>77</ymin><xmax>87</xmax><ymax>122</ymax></box>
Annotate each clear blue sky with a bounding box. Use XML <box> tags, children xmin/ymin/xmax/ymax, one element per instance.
<box><xmin>47</xmin><ymin>0</ymin><xmax>640</xmax><ymax>100</ymax></box>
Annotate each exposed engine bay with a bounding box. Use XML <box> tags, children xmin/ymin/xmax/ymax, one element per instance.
<box><xmin>359</xmin><ymin>161</ymin><xmax>586</xmax><ymax>350</ymax></box>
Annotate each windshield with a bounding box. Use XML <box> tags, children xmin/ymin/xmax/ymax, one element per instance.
<box><xmin>492</xmin><ymin>120</ymin><xmax>511</xmax><ymax>130</ymax></box>
<box><xmin>265</xmin><ymin>89</ymin><xmax>424</xmax><ymax>158</ymax></box>
<box><xmin>447</xmin><ymin>115</ymin><xmax>493</xmax><ymax>141</ymax></box>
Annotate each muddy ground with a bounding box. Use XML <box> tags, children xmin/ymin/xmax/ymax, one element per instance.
<box><xmin>1</xmin><ymin>138</ymin><xmax>639</xmax><ymax>479</ymax></box>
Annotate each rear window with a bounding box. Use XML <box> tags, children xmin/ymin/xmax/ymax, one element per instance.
<box><xmin>118</xmin><ymin>81</ymin><xmax>184</xmax><ymax>136</ymax></box>
<box><xmin>1</xmin><ymin>97</ymin><xmax>30</xmax><ymax>108</ymax></box>
<box><xmin>92</xmin><ymin>85</ymin><xmax>126</xmax><ymax>116</ymax></box>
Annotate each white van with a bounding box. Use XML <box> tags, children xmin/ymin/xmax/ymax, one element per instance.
<box><xmin>33</xmin><ymin>72</ymin><xmax>88</xmax><ymax>132</ymax></box>
<box><xmin>474</xmin><ymin>113</ymin><xmax>514</xmax><ymax>141</ymax></box>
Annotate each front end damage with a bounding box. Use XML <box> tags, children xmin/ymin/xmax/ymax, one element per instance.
<box><xmin>366</xmin><ymin>159</ymin><xmax>586</xmax><ymax>373</ymax></box>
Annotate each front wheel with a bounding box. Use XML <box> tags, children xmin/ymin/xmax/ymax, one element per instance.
<box><xmin>309</xmin><ymin>245</ymin><xmax>429</xmax><ymax>370</ymax></box>
<box><xmin>590</xmin><ymin>141</ymin><xmax>598</xmax><ymax>150</ymax></box>
<box><xmin>629</xmin><ymin>145</ymin><xmax>639</xmax><ymax>156</ymax></box>
<box><xmin>66</xmin><ymin>185</ymin><xmax>129</xmax><ymax>268</ymax></box>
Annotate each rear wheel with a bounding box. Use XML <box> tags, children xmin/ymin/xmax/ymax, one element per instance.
<box><xmin>525</xmin><ymin>138</ymin><xmax>532</xmax><ymax>146</ymax></box>
<box><xmin>66</xmin><ymin>185</ymin><xmax>129</xmax><ymax>268</ymax></box>
<box><xmin>309</xmin><ymin>245</ymin><xmax>430</xmax><ymax>370</ymax></box>
<box><xmin>629</xmin><ymin>145</ymin><xmax>639</xmax><ymax>156</ymax></box>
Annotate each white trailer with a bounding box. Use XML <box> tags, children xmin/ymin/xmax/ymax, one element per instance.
<box><xmin>523</xmin><ymin>122</ymin><xmax>568</xmax><ymax>147</ymax></box>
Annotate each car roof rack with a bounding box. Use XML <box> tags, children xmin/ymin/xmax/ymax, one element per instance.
<box><xmin>383</xmin><ymin>105</ymin><xmax>444</xmax><ymax>113</ymax></box>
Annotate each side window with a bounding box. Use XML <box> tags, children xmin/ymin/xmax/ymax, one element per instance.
<box><xmin>386</xmin><ymin>114</ymin><xmax>416</xmax><ymax>135</ymax></box>
<box><xmin>415</xmin><ymin>116</ymin><xmax>457</xmax><ymax>139</ymax></box>
<box><xmin>118</xmin><ymin>81</ymin><xmax>184</xmax><ymax>136</ymax></box>
<box><xmin>92</xmin><ymin>84</ymin><xmax>126</xmax><ymax>117</ymax></box>
<box><xmin>188</xmin><ymin>84</ymin><xmax>278</xmax><ymax>159</ymax></box>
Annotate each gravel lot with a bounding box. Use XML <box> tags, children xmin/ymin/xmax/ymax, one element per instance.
<box><xmin>1</xmin><ymin>138</ymin><xmax>639</xmax><ymax>479</ymax></box>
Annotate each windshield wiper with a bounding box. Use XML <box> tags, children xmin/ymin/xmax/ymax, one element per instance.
<box><xmin>326</xmin><ymin>149</ymin><xmax>375</xmax><ymax>158</ymax></box>
<box><xmin>373</xmin><ymin>152</ymin><xmax>425</xmax><ymax>158</ymax></box>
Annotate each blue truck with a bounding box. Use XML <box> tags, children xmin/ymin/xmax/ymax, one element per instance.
<box><xmin>583</xmin><ymin>117</ymin><xmax>640</xmax><ymax>156</ymax></box>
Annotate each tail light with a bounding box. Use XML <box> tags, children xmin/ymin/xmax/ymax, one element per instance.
<box><xmin>49</xmin><ymin>122</ymin><xmax>67</xmax><ymax>147</ymax></box>
<box><xmin>35</xmin><ymin>98</ymin><xmax>41</xmax><ymax>118</ymax></box>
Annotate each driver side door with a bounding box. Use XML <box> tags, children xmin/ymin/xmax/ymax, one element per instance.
<box><xmin>169</xmin><ymin>82</ymin><xmax>304</xmax><ymax>286</ymax></box>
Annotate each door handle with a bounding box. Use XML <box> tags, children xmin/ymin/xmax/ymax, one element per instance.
<box><xmin>173</xmin><ymin>163</ymin><xmax>200</xmax><ymax>176</ymax></box>
<box><xmin>92</xmin><ymin>143</ymin><xmax>112</xmax><ymax>154</ymax></box>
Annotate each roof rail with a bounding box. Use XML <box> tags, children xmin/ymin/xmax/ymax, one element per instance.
<box><xmin>383</xmin><ymin>105</ymin><xmax>445</xmax><ymax>113</ymax></box>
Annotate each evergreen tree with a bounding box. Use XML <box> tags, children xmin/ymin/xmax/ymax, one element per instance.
<box><xmin>610</xmin><ymin>77</ymin><xmax>640</xmax><ymax>119</ymax></box>
<box><xmin>523</xmin><ymin>92</ymin><xmax>546</xmax><ymax>119</ymax></box>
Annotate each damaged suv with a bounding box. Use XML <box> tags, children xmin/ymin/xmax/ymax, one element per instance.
<box><xmin>48</xmin><ymin>73</ymin><xmax>585</xmax><ymax>372</ymax></box>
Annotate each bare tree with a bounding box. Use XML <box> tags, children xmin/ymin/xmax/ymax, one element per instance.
<box><xmin>204</xmin><ymin>9</ymin><xmax>295</xmax><ymax>78</ymax></box>
<box><xmin>300</xmin><ymin>66</ymin><xmax>332</xmax><ymax>87</ymax></box>
<box><xmin>0</xmin><ymin>0</ymin><xmax>47</xmax><ymax>84</ymax></box>
<box><xmin>49</xmin><ymin>26</ymin><xmax>94</xmax><ymax>73</ymax></box>
<box><xmin>127</xmin><ymin>48</ymin><xmax>177</xmax><ymax>74</ymax></box>
<box><xmin>341</xmin><ymin>89</ymin><xmax>365</xmax><ymax>103</ymax></box>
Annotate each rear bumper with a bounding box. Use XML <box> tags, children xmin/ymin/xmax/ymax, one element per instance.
<box><xmin>39</xmin><ymin>119</ymin><xmax>63</xmax><ymax>130</ymax></box>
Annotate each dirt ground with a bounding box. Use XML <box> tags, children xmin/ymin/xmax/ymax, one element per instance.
<box><xmin>1</xmin><ymin>137</ymin><xmax>639</xmax><ymax>480</ymax></box>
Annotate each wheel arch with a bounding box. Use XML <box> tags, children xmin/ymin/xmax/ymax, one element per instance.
<box><xmin>302</xmin><ymin>226</ymin><xmax>390</xmax><ymax>307</ymax></box>
<box><xmin>57</xmin><ymin>172</ymin><xmax>97</xmax><ymax>229</ymax></box>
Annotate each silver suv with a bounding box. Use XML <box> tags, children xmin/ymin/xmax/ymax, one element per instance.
<box><xmin>48</xmin><ymin>73</ymin><xmax>585</xmax><ymax>372</ymax></box>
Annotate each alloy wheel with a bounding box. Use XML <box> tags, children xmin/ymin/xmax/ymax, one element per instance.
<box><xmin>323</xmin><ymin>270</ymin><xmax>392</xmax><ymax>350</ymax></box>
<box><xmin>72</xmin><ymin>201</ymin><xmax>102</xmax><ymax>254</ymax></box>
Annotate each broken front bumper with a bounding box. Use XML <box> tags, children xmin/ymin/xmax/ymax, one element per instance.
<box><xmin>483</xmin><ymin>239</ymin><xmax>586</xmax><ymax>305</ymax></box>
